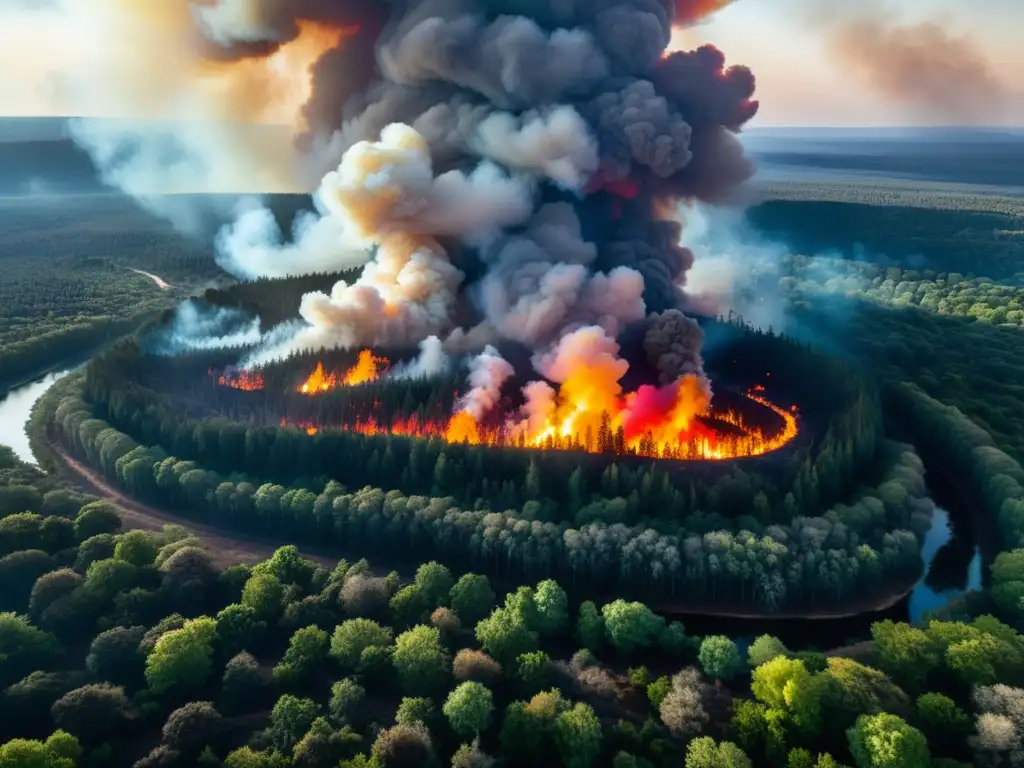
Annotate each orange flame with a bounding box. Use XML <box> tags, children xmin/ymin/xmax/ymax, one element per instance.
<box><xmin>446</xmin><ymin>411</ymin><xmax>482</xmax><ymax>445</ymax></box>
<box><xmin>298</xmin><ymin>351</ymin><xmax>389</xmax><ymax>394</ymax></box>
<box><xmin>343</xmin><ymin>349</ymin><xmax>390</xmax><ymax>386</ymax></box>
<box><xmin>299</xmin><ymin>361</ymin><xmax>338</xmax><ymax>394</ymax></box>
<box><xmin>280</xmin><ymin>387</ymin><xmax>798</xmax><ymax>462</ymax></box>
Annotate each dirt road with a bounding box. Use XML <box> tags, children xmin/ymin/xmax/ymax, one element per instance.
<box><xmin>128</xmin><ymin>268</ymin><xmax>171</xmax><ymax>290</ymax></box>
<box><xmin>53</xmin><ymin>447</ymin><xmax>335</xmax><ymax>568</ymax></box>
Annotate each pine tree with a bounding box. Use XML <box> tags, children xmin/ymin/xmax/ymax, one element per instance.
<box><xmin>525</xmin><ymin>459</ymin><xmax>542</xmax><ymax>501</ymax></box>
<box><xmin>598</xmin><ymin>412</ymin><xmax>613</xmax><ymax>453</ymax></box>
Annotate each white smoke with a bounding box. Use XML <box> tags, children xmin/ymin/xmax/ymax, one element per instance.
<box><xmin>389</xmin><ymin>335</ymin><xmax>452</xmax><ymax>379</ymax></box>
<box><xmin>677</xmin><ymin>201</ymin><xmax>791</xmax><ymax>332</ymax></box>
<box><xmin>152</xmin><ymin>301</ymin><xmax>263</xmax><ymax>355</ymax></box>
<box><xmin>215</xmin><ymin>198</ymin><xmax>370</xmax><ymax>279</ymax></box>
<box><xmin>294</xmin><ymin>235</ymin><xmax>464</xmax><ymax>350</ymax></box>
<box><xmin>469</xmin><ymin>106</ymin><xmax>600</xmax><ymax>189</ymax></box>
<box><xmin>318</xmin><ymin>123</ymin><xmax>535</xmax><ymax>244</ymax></box>
<box><xmin>455</xmin><ymin>345</ymin><xmax>515</xmax><ymax>421</ymax></box>
<box><xmin>242</xmin><ymin>123</ymin><xmax>537</xmax><ymax>360</ymax></box>
<box><xmin>50</xmin><ymin>0</ymin><xmax>317</xmax><ymax>231</ymax></box>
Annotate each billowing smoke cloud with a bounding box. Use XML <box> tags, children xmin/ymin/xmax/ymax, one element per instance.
<box><xmin>477</xmin><ymin>203</ymin><xmax>646</xmax><ymax>348</ymax></box>
<box><xmin>643</xmin><ymin>308</ymin><xmax>706</xmax><ymax>384</ymax></box>
<box><xmin>222</xmin><ymin>0</ymin><xmax>760</xmax><ymax>389</ymax></box>
<box><xmin>248</xmin><ymin>122</ymin><xmax>535</xmax><ymax>356</ymax></box>
<box><xmin>468</xmin><ymin>107</ymin><xmax>600</xmax><ymax>189</ymax></box>
<box><xmin>676</xmin><ymin>200</ymin><xmax>795</xmax><ymax>333</ymax></box>
<box><xmin>291</xmin><ymin>234</ymin><xmax>463</xmax><ymax>352</ymax></box>
<box><xmin>378</xmin><ymin>13</ymin><xmax>611</xmax><ymax>110</ymax></box>
<box><xmin>457</xmin><ymin>346</ymin><xmax>515</xmax><ymax>422</ymax></box>
<box><xmin>583</xmin><ymin>80</ymin><xmax>693</xmax><ymax>181</ymax></box>
<box><xmin>215</xmin><ymin>199</ymin><xmax>368</xmax><ymax>278</ymax></box>
<box><xmin>317</xmin><ymin>123</ymin><xmax>534</xmax><ymax>243</ymax></box>
<box><xmin>809</xmin><ymin>1</ymin><xmax>1015</xmax><ymax>124</ymax></box>
<box><xmin>41</xmin><ymin>0</ymin><xmax>760</xmax><ymax>423</ymax></box>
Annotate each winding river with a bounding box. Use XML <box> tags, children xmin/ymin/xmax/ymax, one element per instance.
<box><xmin>0</xmin><ymin>369</ymin><xmax>71</xmax><ymax>464</ymax></box>
<box><xmin>0</xmin><ymin>368</ymin><xmax>983</xmax><ymax>641</ymax></box>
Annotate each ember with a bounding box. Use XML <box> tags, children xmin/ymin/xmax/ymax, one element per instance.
<box><xmin>214</xmin><ymin>368</ymin><xmax>264</xmax><ymax>391</ymax></box>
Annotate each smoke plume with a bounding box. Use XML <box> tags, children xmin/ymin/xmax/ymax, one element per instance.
<box><xmin>389</xmin><ymin>336</ymin><xmax>452</xmax><ymax>380</ymax></box>
<box><xmin>44</xmin><ymin>0</ymin><xmax>759</xmax><ymax>429</ymax></box>
<box><xmin>152</xmin><ymin>301</ymin><xmax>263</xmax><ymax>356</ymax></box>
<box><xmin>215</xmin><ymin>199</ymin><xmax>369</xmax><ymax>279</ymax></box>
<box><xmin>811</xmin><ymin>1</ymin><xmax>1014</xmax><ymax>124</ymax></box>
<box><xmin>643</xmin><ymin>308</ymin><xmax>706</xmax><ymax>384</ymax></box>
<box><xmin>44</xmin><ymin>0</ymin><xmax>388</xmax><ymax>229</ymax></box>
<box><xmin>457</xmin><ymin>346</ymin><xmax>516</xmax><ymax>422</ymax></box>
<box><xmin>477</xmin><ymin>203</ymin><xmax>647</xmax><ymax>348</ymax></box>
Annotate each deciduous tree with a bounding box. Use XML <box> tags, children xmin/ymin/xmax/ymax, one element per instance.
<box><xmin>443</xmin><ymin>682</ymin><xmax>494</xmax><ymax>738</ymax></box>
<box><xmin>393</xmin><ymin>625</ymin><xmax>449</xmax><ymax>695</ymax></box>
<box><xmin>144</xmin><ymin>616</ymin><xmax>217</xmax><ymax>696</ymax></box>
<box><xmin>847</xmin><ymin>713</ymin><xmax>928</xmax><ymax>768</ymax></box>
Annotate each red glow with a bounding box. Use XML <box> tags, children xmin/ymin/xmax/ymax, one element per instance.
<box><xmin>212</xmin><ymin>368</ymin><xmax>264</xmax><ymax>391</ymax></box>
<box><xmin>584</xmin><ymin>172</ymin><xmax>641</xmax><ymax>199</ymax></box>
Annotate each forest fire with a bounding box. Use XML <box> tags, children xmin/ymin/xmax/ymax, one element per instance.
<box><xmin>214</xmin><ymin>368</ymin><xmax>264</xmax><ymax>391</ymax></box>
<box><xmin>280</xmin><ymin>384</ymin><xmax>798</xmax><ymax>462</ymax></box>
<box><xmin>297</xmin><ymin>351</ymin><xmax>389</xmax><ymax>394</ymax></box>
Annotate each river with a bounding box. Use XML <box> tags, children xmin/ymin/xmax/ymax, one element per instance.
<box><xmin>0</xmin><ymin>369</ymin><xmax>71</xmax><ymax>464</ymax></box>
<box><xmin>909</xmin><ymin>506</ymin><xmax>983</xmax><ymax>623</ymax></box>
<box><xmin>0</xmin><ymin>368</ymin><xmax>983</xmax><ymax>644</ymax></box>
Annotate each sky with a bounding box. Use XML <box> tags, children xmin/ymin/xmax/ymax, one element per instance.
<box><xmin>1</xmin><ymin>0</ymin><xmax>1022</xmax><ymax>127</ymax></box>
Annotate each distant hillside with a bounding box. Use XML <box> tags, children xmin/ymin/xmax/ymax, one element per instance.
<box><xmin>0</xmin><ymin>138</ymin><xmax>103</xmax><ymax>196</ymax></box>
<box><xmin>0</xmin><ymin>118</ymin><xmax>101</xmax><ymax>195</ymax></box>
<box><xmin>744</xmin><ymin>127</ymin><xmax>1024</xmax><ymax>190</ymax></box>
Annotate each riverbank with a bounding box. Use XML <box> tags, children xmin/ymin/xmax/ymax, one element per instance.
<box><xmin>0</xmin><ymin>350</ymin><xmax>92</xmax><ymax>396</ymax></box>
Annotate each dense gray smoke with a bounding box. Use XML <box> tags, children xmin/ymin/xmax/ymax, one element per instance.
<box><xmin>58</xmin><ymin>0</ymin><xmax>759</xmax><ymax>384</ymax></box>
<box><xmin>643</xmin><ymin>309</ymin><xmax>706</xmax><ymax>384</ymax></box>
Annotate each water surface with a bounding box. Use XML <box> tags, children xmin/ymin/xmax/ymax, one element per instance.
<box><xmin>908</xmin><ymin>506</ymin><xmax>983</xmax><ymax>624</ymax></box>
<box><xmin>0</xmin><ymin>370</ymin><xmax>69</xmax><ymax>464</ymax></box>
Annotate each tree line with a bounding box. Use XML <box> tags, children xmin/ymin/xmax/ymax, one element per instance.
<box><xmin>887</xmin><ymin>381</ymin><xmax>1024</xmax><ymax>627</ymax></box>
<box><xmin>1</xmin><ymin>442</ymin><xmax>1020</xmax><ymax>768</ymax></box>
<box><xmin>44</xmin><ymin>375</ymin><xmax>931</xmax><ymax>615</ymax></box>
<box><xmin>82</xmin><ymin>319</ymin><xmax>884</xmax><ymax>528</ymax></box>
